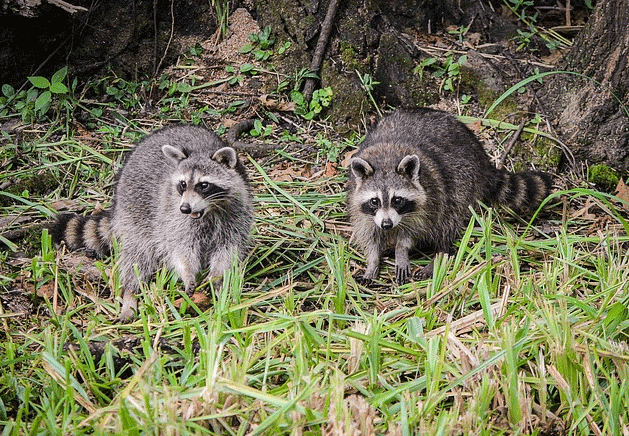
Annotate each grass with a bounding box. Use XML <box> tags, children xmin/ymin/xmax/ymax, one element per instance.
<box><xmin>2</xmin><ymin>67</ymin><xmax>629</xmax><ymax>435</ymax></box>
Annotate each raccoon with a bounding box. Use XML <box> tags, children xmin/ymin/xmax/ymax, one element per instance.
<box><xmin>347</xmin><ymin>108</ymin><xmax>552</xmax><ymax>284</ymax></box>
<box><xmin>51</xmin><ymin>125</ymin><xmax>253</xmax><ymax>322</ymax></box>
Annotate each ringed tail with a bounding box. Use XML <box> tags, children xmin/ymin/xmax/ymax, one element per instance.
<box><xmin>50</xmin><ymin>212</ymin><xmax>112</xmax><ymax>257</ymax></box>
<box><xmin>489</xmin><ymin>170</ymin><xmax>552</xmax><ymax>211</ymax></box>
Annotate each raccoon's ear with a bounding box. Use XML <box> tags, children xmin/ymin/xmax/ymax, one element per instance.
<box><xmin>212</xmin><ymin>146</ymin><xmax>238</xmax><ymax>169</ymax></box>
<box><xmin>350</xmin><ymin>157</ymin><xmax>374</xmax><ymax>182</ymax></box>
<box><xmin>162</xmin><ymin>145</ymin><xmax>188</xmax><ymax>165</ymax></box>
<box><xmin>397</xmin><ymin>155</ymin><xmax>420</xmax><ymax>182</ymax></box>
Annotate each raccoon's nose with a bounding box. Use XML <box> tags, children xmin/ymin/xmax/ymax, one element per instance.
<box><xmin>381</xmin><ymin>219</ymin><xmax>394</xmax><ymax>230</ymax></box>
<box><xmin>180</xmin><ymin>203</ymin><xmax>192</xmax><ymax>214</ymax></box>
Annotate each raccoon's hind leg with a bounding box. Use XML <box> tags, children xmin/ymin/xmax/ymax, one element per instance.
<box><xmin>414</xmin><ymin>237</ymin><xmax>456</xmax><ymax>280</ymax></box>
<box><xmin>414</xmin><ymin>257</ymin><xmax>437</xmax><ymax>280</ymax></box>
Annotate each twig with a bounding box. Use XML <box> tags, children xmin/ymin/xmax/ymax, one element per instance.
<box><xmin>497</xmin><ymin>118</ymin><xmax>526</xmax><ymax>170</ymax></box>
<box><xmin>225</xmin><ymin>119</ymin><xmax>316</xmax><ymax>157</ymax></box>
<box><xmin>47</xmin><ymin>0</ymin><xmax>88</xmax><ymax>14</ymax></box>
<box><xmin>302</xmin><ymin>0</ymin><xmax>341</xmax><ymax>99</ymax></box>
<box><xmin>154</xmin><ymin>0</ymin><xmax>175</xmax><ymax>75</ymax></box>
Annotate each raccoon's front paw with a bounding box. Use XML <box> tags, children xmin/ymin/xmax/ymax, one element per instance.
<box><xmin>395</xmin><ymin>265</ymin><xmax>411</xmax><ymax>284</ymax></box>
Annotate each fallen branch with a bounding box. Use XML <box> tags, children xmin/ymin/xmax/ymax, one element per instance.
<box><xmin>302</xmin><ymin>0</ymin><xmax>341</xmax><ymax>99</ymax></box>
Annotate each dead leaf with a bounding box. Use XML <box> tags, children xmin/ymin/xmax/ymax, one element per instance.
<box><xmin>50</xmin><ymin>199</ymin><xmax>78</xmax><ymax>211</ymax></box>
<box><xmin>325</xmin><ymin>161</ymin><xmax>338</xmax><ymax>177</ymax></box>
<box><xmin>269</xmin><ymin>165</ymin><xmax>294</xmax><ymax>182</ymax></box>
<box><xmin>300</xmin><ymin>163</ymin><xmax>313</xmax><ymax>178</ymax></box>
<box><xmin>467</xmin><ymin>120</ymin><xmax>483</xmax><ymax>133</ymax></box>
<box><xmin>223</xmin><ymin>118</ymin><xmax>238</xmax><ymax>129</ymax></box>
<box><xmin>340</xmin><ymin>149</ymin><xmax>358</xmax><ymax>168</ymax></box>
<box><xmin>174</xmin><ymin>292</ymin><xmax>212</xmax><ymax>312</ymax></box>
<box><xmin>36</xmin><ymin>281</ymin><xmax>55</xmax><ymax>300</ymax></box>
<box><xmin>614</xmin><ymin>178</ymin><xmax>629</xmax><ymax>204</ymax></box>
<box><xmin>570</xmin><ymin>197</ymin><xmax>597</xmax><ymax>220</ymax></box>
<box><xmin>259</xmin><ymin>94</ymin><xmax>296</xmax><ymax>112</ymax></box>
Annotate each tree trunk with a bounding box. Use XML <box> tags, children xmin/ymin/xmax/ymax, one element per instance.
<box><xmin>541</xmin><ymin>0</ymin><xmax>629</xmax><ymax>172</ymax></box>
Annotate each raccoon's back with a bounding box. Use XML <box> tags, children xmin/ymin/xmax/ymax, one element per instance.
<box><xmin>360</xmin><ymin>108</ymin><xmax>551</xmax><ymax>210</ymax></box>
<box><xmin>361</xmin><ymin>108</ymin><xmax>493</xmax><ymax>168</ymax></box>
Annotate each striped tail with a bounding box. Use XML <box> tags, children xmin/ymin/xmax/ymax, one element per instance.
<box><xmin>488</xmin><ymin>170</ymin><xmax>552</xmax><ymax>211</ymax></box>
<box><xmin>50</xmin><ymin>212</ymin><xmax>112</xmax><ymax>257</ymax></box>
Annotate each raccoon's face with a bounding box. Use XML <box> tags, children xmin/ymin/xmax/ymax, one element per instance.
<box><xmin>163</xmin><ymin>145</ymin><xmax>239</xmax><ymax>219</ymax></box>
<box><xmin>350</xmin><ymin>154</ymin><xmax>424</xmax><ymax>230</ymax></box>
<box><xmin>357</xmin><ymin>189</ymin><xmax>417</xmax><ymax>229</ymax></box>
<box><xmin>174</xmin><ymin>175</ymin><xmax>229</xmax><ymax>219</ymax></box>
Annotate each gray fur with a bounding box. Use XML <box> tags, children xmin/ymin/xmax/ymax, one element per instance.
<box><xmin>52</xmin><ymin>125</ymin><xmax>253</xmax><ymax>322</ymax></box>
<box><xmin>346</xmin><ymin>108</ymin><xmax>552</xmax><ymax>284</ymax></box>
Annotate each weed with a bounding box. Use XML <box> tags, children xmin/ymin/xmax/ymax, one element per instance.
<box><xmin>513</xmin><ymin>27</ymin><xmax>537</xmax><ymax>51</ymax></box>
<box><xmin>356</xmin><ymin>71</ymin><xmax>381</xmax><ymax>116</ymax></box>
<box><xmin>502</xmin><ymin>0</ymin><xmax>572</xmax><ymax>50</ymax></box>
<box><xmin>240</xmin><ymin>26</ymin><xmax>277</xmax><ymax>61</ymax></box>
<box><xmin>188</xmin><ymin>43</ymin><xmax>204</xmax><ymax>57</ymax></box>
<box><xmin>1</xmin><ymin>66</ymin><xmax>76</xmax><ymax>122</ymax></box>
<box><xmin>92</xmin><ymin>75</ymin><xmax>152</xmax><ymax>110</ymax></box>
<box><xmin>249</xmin><ymin>119</ymin><xmax>274</xmax><ymax>138</ymax></box>
<box><xmin>413</xmin><ymin>52</ymin><xmax>467</xmax><ymax>95</ymax></box>
<box><xmin>211</xmin><ymin>0</ymin><xmax>230</xmax><ymax>40</ymax></box>
<box><xmin>448</xmin><ymin>25</ymin><xmax>470</xmax><ymax>46</ymax></box>
<box><xmin>292</xmin><ymin>86</ymin><xmax>333</xmax><ymax>121</ymax></box>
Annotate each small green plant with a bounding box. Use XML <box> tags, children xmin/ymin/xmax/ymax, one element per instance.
<box><xmin>356</xmin><ymin>71</ymin><xmax>381</xmax><ymax>116</ymax></box>
<box><xmin>414</xmin><ymin>53</ymin><xmax>467</xmax><ymax>94</ymax></box>
<box><xmin>315</xmin><ymin>132</ymin><xmax>347</xmax><ymax>163</ymax></box>
<box><xmin>280</xmin><ymin>68</ymin><xmax>319</xmax><ymax>95</ymax></box>
<box><xmin>503</xmin><ymin>0</ymin><xmax>569</xmax><ymax>50</ymax></box>
<box><xmin>413</xmin><ymin>57</ymin><xmax>438</xmax><ymax>80</ymax></box>
<box><xmin>436</xmin><ymin>53</ymin><xmax>467</xmax><ymax>93</ymax></box>
<box><xmin>249</xmin><ymin>119</ymin><xmax>273</xmax><ymax>138</ymax></box>
<box><xmin>448</xmin><ymin>25</ymin><xmax>469</xmax><ymax>46</ymax></box>
<box><xmin>513</xmin><ymin>27</ymin><xmax>536</xmax><ymax>51</ymax></box>
<box><xmin>93</xmin><ymin>76</ymin><xmax>152</xmax><ymax>110</ymax></box>
<box><xmin>240</xmin><ymin>26</ymin><xmax>276</xmax><ymax>61</ymax></box>
<box><xmin>507</xmin><ymin>0</ymin><xmax>535</xmax><ymax>19</ymax></box>
<box><xmin>292</xmin><ymin>86</ymin><xmax>333</xmax><ymax>120</ymax></box>
<box><xmin>240</xmin><ymin>27</ymin><xmax>290</xmax><ymax>61</ymax></box>
<box><xmin>29</xmin><ymin>229</ymin><xmax>55</xmax><ymax>293</ymax></box>
<box><xmin>188</xmin><ymin>43</ymin><xmax>205</xmax><ymax>57</ymax></box>
<box><xmin>0</xmin><ymin>66</ymin><xmax>76</xmax><ymax>122</ymax></box>
<box><xmin>224</xmin><ymin>65</ymin><xmax>244</xmax><ymax>86</ymax></box>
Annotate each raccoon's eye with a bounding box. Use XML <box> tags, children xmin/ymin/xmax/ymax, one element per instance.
<box><xmin>199</xmin><ymin>182</ymin><xmax>209</xmax><ymax>191</ymax></box>
<box><xmin>391</xmin><ymin>196</ymin><xmax>406</xmax><ymax>207</ymax></box>
<box><xmin>177</xmin><ymin>181</ymin><xmax>187</xmax><ymax>194</ymax></box>
<box><xmin>369</xmin><ymin>198</ymin><xmax>379</xmax><ymax>207</ymax></box>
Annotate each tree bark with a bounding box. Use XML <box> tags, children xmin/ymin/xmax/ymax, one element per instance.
<box><xmin>541</xmin><ymin>0</ymin><xmax>629</xmax><ymax>172</ymax></box>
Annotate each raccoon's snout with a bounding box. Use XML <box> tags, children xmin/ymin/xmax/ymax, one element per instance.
<box><xmin>381</xmin><ymin>219</ymin><xmax>394</xmax><ymax>230</ymax></box>
<box><xmin>180</xmin><ymin>203</ymin><xmax>204</xmax><ymax>219</ymax></box>
<box><xmin>374</xmin><ymin>209</ymin><xmax>400</xmax><ymax>230</ymax></box>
